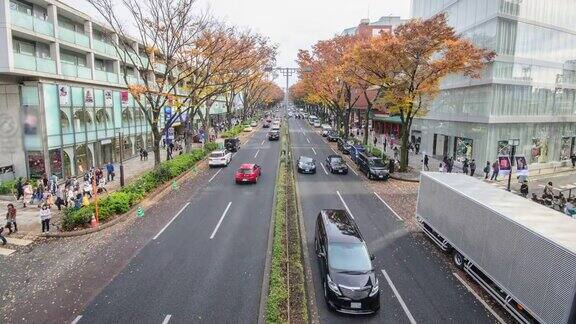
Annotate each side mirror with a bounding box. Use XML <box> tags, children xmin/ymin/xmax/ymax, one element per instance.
<box><xmin>370</xmin><ymin>254</ymin><xmax>375</xmax><ymax>261</ymax></box>
<box><xmin>318</xmin><ymin>251</ymin><xmax>326</xmax><ymax>259</ymax></box>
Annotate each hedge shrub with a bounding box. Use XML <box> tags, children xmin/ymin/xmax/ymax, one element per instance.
<box><xmin>0</xmin><ymin>180</ymin><xmax>15</xmax><ymax>195</ymax></box>
<box><xmin>61</xmin><ymin>148</ymin><xmax>208</xmax><ymax>231</ymax></box>
<box><xmin>203</xmin><ymin>142</ymin><xmax>220</xmax><ymax>152</ymax></box>
<box><xmin>221</xmin><ymin>124</ymin><xmax>244</xmax><ymax>138</ymax></box>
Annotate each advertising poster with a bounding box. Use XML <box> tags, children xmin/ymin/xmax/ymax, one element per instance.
<box><xmin>104</xmin><ymin>90</ymin><xmax>113</xmax><ymax>107</ymax></box>
<box><xmin>515</xmin><ymin>155</ymin><xmax>529</xmax><ymax>176</ymax></box>
<box><xmin>498</xmin><ymin>155</ymin><xmax>511</xmax><ymax>176</ymax></box>
<box><xmin>164</xmin><ymin>106</ymin><xmax>172</xmax><ymax>124</ymax></box>
<box><xmin>58</xmin><ymin>85</ymin><xmax>70</xmax><ymax>106</ymax></box>
<box><xmin>84</xmin><ymin>88</ymin><xmax>94</xmax><ymax>107</ymax></box>
<box><xmin>121</xmin><ymin>90</ymin><xmax>129</xmax><ymax>107</ymax></box>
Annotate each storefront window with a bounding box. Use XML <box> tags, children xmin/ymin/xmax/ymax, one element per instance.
<box><xmin>531</xmin><ymin>138</ymin><xmax>549</xmax><ymax>163</ymax></box>
<box><xmin>75</xmin><ymin>144</ymin><xmax>92</xmax><ymax>175</ymax></box>
<box><xmin>497</xmin><ymin>140</ymin><xmax>511</xmax><ymax>156</ymax></box>
<box><xmin>62</xmin><ymin>150</ymin><xmax>72</xmax><ymax>178</ymax></box>
<box><xmin>454</xmin><ymin>137</ymin><xmax>473</xmax><ymax>162</ymax></box>
<box><xmin>27</xmin><ymin>151</ymin><xmax>45</xmax><ymax>178</ymax></box>
<box><xmin>49</xmin><ymin>149</ymin><xmax>63</xmax><ymax>177</ymax></box>
<box><xmin>560</xmin><ymin>137</ymin><xmax>574</xmax><ymax>161</ymax></box>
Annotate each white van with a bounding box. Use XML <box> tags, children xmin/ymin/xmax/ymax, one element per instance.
<box><xmin>321</xmin><ymin>124</ymin><xmax>332</xmax><ymax>136</ymax></box>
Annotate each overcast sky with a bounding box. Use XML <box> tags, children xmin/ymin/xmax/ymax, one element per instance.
<box><xmin>64</xmin><ymin>0</ymin><xmax>411</xmax><ymax>86</ymax></box>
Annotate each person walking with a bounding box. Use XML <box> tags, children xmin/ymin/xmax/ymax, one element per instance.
<box><xmin>483</xmin><ymin>161</ymin><xmax>490</xmax><ymax>179</ymax></box>
<box><xmin>469</xmin><ymin>159</ymin><xmax>476</xmax><ymax>177</ymax></box>
<box><xmin>50</xmin><ymin>173</ymin><xmax>58</xmax><ymax>195</ymax></box>
<box><xmin>22</xmin><ymin>181</ymin><xmax>32</xmax><ymax>208</ymax></box>
<box><xmin>424</xmin><ymin>154</ymin><xmax>429</xmax><ymax>171</ymax></box>
<box><xmin>438</xmin><ymin>162</ymin><xmax>444</xmax><ymax>172</ymax></box>
<box><xmin>39</xmin><ymin>203</ymin><xmax>51</xmax><ymax>233</ymax></box>
<box><xmin>106</xmin><ymin>162</ymin><xmax>115</xmax><ymax>182</ymax></box>
<box><xmin>490</xmin><ymin>160</ymin><xmax>499</xmax><ymax>181</ymax></box>
<box><xmin>0</xmin><ymin>226</ymin><xmax>6</xmax><ymax>245</ymax></box>
<box><xmin>571</xmin><ymin>153</ymin><xmax>576</xmax><ymax>168</ymax></box>
<box><xmin>543</xmin><ymin>181</ymin><xmax>555</xmax><ymax>200</ymax></box>
<box><xmin>14</xmin><ymin>177</ymin><xmax>24</xmax><ymax>201</ymax></box>
<box><xmin>447</xmin><ymin>157</ymin><xmax>454</xmax><ymax>173</ymax></box>
<box><xmin>393</xmin><ymin>146</ymin><xmax>399</xmax><ymax>160</ymax></box>
<box><xmin>5</xmin><ymin>203</ymin><xmax>17</xmax><ymax>234</ymax></box>
<box><xmin>55</xmin><ymin>185</ymin><xmax>65</xmax><ymax>211</ymax></box>
<box><xmin>373</xmin><ymin>136</ymin><xmax>377</xmax><ymax>147</ymax></box>
<box><xmin>462</xmin><ymin>159</ymin><xmax>469</xmax><ymax>175</ymax></box>
<box><xmin>520</xmin><ymin>181</ymin><xmax>529</xmax><ymax>198</ymax></box>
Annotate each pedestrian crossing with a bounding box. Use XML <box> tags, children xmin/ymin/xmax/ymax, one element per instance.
<box><xmin>0</xmin><ymin>237</ymin><xmax>33</xmax><ymax>257</ymax></box>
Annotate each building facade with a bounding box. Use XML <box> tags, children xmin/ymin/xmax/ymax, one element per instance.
<box><xmin>410</xmin><ymin>0</ymin><xmax>576</xmax><ymax>167</ymax></box>
<box><xmin>0</xmin><ymin>0</ymin><xmax>199</xmax><ymax>180</ymax></box>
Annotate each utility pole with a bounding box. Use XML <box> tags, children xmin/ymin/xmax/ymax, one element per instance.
<box><xmin>265</xmin><ymin>67</ymin><xmax>311</xmax><ymax>107</ymax></box>
<box><xmin>118</xmin><ymin>132</ymin><xmax>125</xmax><ymax>187</ymax></box>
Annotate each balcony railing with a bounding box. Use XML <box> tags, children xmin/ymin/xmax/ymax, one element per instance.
<box><xmin>11</xmin><ymin>10</ymin><xmax>54</xmax><ymax>37</ymax></box>
<box><xmin>13</xmin><ymin>53</ymin><xmax>57</xmax><ymax>74</ymax></box>
<box><xmin>93</xmin><ymin>39</ymin><xmax>117</xmax><ymax>58</ymax></box>
<box><xmin>58</xmin><ymin>28</ymin><xmax>90</xmax><ymax>47</ymax></box>
<box><xmin>61</xmin><ymin>62</ymin><xmax>92</xmax><ymax>79</ymax></box>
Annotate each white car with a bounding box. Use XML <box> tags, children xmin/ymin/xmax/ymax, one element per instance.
<box><xmin>271</xmin><ymin>122</ymin><xmax>281</xmax><ymax>130</ymax></box>
<box><xmin>321</xmin><ymin>124</ymin><xmax>332</xmax><ymax>136</ymax></box>
<box><xmin>250</xmin><ymin>121</ymin><xmax>258</xmax><ymax>127</ymax></box>
<box><xmin>208</xmin><ymin>150</ymin><xmax>232</xmax><ymax>167</ymax></box>
<box><xmin>313</xmin><ymin>121</ymin><xmax>321</xmax><ymax>128</ymax></box>
<box><xmin>243</xmin><ymin>125</ymin><xmax>253</xmax><ymax>132</ymax></box>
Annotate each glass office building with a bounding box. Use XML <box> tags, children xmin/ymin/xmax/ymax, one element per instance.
<box><xmin>410</xmin><ymin>0</ymin><xmax>576</xmax><ymax>167</ymax></box>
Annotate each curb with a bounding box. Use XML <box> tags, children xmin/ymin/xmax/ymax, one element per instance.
<box><xmin>289</xmin><ymin>119</ymin><xmax>320</xmax><ymax>324</ymax></box>
<box><xmin>257</xmin><ymin>124</ymin><xmax>283</xmax><ymax>324</ymax></box>
<box><xmin>390</xmin><ymin>174</ymin><xmax>420</xmax><ymax>183</ymax></box>
<box><xmin>42</xmin><ymin>154</ymin><xmax>207</xmax><ymax>238</ymax></box>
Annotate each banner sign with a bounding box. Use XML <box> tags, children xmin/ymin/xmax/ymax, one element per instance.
<box><xmin>84</xmin><ymin>88</ymin><xmax>94</xmax><ymax>107</ymax></box>
<box><xmin>164</xmin><ymin>106</ymin><xmax>172</xmax><ymax>124</ymax></box>
<box><xmin>104</xmin><ymin>90</ymin><xmax>113</xmax><ymax>107</ymax></box>
<box><xmin>120</xmin><ymin>91</ymin><xmax>129</xmax><ymax>107</ymax></box>
<box><xmin>515</xmin><ymin>155</ymin><xmax>529</xmax><ymax>176</ymax></box>
<box><xmin>58</xmin><ymin>85</ymin><xmax>70</xmax><ymax>106</ymax></box>
<box><xmin>498</xmin><ymin>155</ymin><xmax>511</xmax><ymax>176</ymax></box>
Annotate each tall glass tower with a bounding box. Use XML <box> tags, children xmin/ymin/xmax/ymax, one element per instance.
<box><xmin>410</xmin><ymin>0</ymin><xmax>576</xmax><ymax>168</ymax></box>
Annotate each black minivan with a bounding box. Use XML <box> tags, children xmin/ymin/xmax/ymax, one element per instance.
<box><xmin>314</xmin><ymin>209</ymin><xmax>380</xmax><ymax>314</ymax></box>
<box><xmin>224</xmin><ymin>137</ymin><xmax>240</xmax><ymax>152</ymax></box>
<box><xmin>357</xmin><ymin>153</ymin><xmax>389</xmax><ymax>180</ymax></box>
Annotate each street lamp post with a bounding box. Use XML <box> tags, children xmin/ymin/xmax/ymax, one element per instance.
<box><xmin>507</xmin><ymin>138</ymin><xmax>520</xmax><ymax>191</ymax></box>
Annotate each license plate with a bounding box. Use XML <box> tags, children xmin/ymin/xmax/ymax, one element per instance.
<box><xmin>351</xmin><ymin>302</ymin><xmax>361</xmax><ymax>309</ymax></box>
<box><xmin>379</xmin><ymin>175</ymin><xmax>384</xmax><ymax>178</ymax></box>
<box><xmin>305</xmin><ymin>169</ymin><xmax>309</xmax><ymax>172</ymax></box>
<box><xmin>242</xmin><ymin>179</ymin><xmax>248</xmax><ymax>182</ymax></box>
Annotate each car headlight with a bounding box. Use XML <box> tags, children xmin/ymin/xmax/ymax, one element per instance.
<box><xmin>369</xmin><ymin>279</ymin><xmax>379</xmax><ymax>296</ymax></box>
<box><xmin>327</xmin><ymin>275</ymin><xmax>342</xmax><ymax>296</ymax></box>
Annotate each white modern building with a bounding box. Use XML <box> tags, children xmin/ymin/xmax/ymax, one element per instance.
<box><xmin>411</xmin><ymin>0</ymin><xmax>576</xmax><ymax>169</ymax></box>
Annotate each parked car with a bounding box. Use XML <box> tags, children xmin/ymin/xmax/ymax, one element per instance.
<box><xmin>263</xmin><ymin>122</ymin><xmax>270</xmax><ymax>128</ymax></box>
<box><xmin>325</xmin><ymin>155</ymin><xmax>348</xmax><ymax>174</ymax></box>
<box><xmin>337</xmin><ymin>138</ymin><xmax>353</xmax><ymax>154</ymax></box>
<box><xmin>357</xmin><ymin>153</ymin><xmax>389</xmax><ymax>180</ymax></box>
<box><xmin>349</xmin><ymin>145</ymin><xmax>366</xmax><ymax>164</ymax></box>
<box><xmin>315</xmin><ymin>209</ymin><xmax>380</xmax><ymax>314</ymax></box>
<box><xmin>224</xmin><ymin>137</ymin><xmax>240</xmax><ymax>152</ymax></box>
<box><xmin>243</xmin><ymin>125</ymin><xmax>253</xmax><ymax>132</ymax></box>
<box><xmin>271</xmin><ymin>123</ymin><xmax>280</xmax><ymax>130</ymax></box>
<box><xmin>297</xmin><ymin>156</ymin><xmax>316</xmax><ymax>174</ymax></box>
<box><xmin>313</xmin><ymin>121</ymin><xmax>321</xmax><ymax>128</ymax></box>
<box><xmin>235</xmin><ymin>163</ymin><xmax>261</xmax><ymax>184</ymax></box>
<box><xmin>208</xmin><ymin>149</ymin><xmax>232</xmax><ymax>167</ymax></box>
<box><xmin>321</xmin><ymin>124</ymin><xmax>333</xmax><ymax>136</ymax></box>
<box><xmin>268</xmin><ymin>130</ymin><xmax>280</xmax><ymax>141</ymax></box>
<box><xmin>327</xmin><ymin>131</ymin><xmax>339</xmax><ymax>142</ymax></box>
<box><xmin>250</xmin><ymin>121</ymin><xmax>258</xmax><ymax>127</ymax></box>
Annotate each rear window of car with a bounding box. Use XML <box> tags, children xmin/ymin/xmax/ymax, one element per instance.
<box><xmin>330</xmin><ymin>157</ymin><xmax>343</xmax><ymax>163</ymax></box>
<box><xmin>240</xmin><ymin>168</ymin><xmax>253</xmax><ymax>174</ymax></box>
<box><xmin>369</xmin><ymin>158</ymin><xmax>385</xmax><ymax>168</ymax></box>
<box><xmin>300</xmin><ymin>157</ymin><xmax>313</xmax><ymax>163</ymax></box>
<box><xmin>210</xmin><ymin>152</ymin><xmax>224</xmax><ymax>158</ymax></box>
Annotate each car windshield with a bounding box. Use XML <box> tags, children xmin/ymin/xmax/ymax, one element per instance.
<box><xmin>300</xmin><ymin>157</ymin><xmax>314</xmax><ymax>164</ymax></box>
<box><xmin>369</xmin><ymin>159</ymin><xmax>385</xmax><ymax>168</ymax></box>
<box><xmin>239</xmin><ymin>168</ymin><xmax>253</xmax><ymax>174</ymax></box>
<box><xmin>210</xmin><ymin>152</ymin><xmax>224</xmax><ymax>158</ymax></box>
<box><xmin>330</xmin><ymin>157</ymin><xmax>343</xmax><ymax>164</ymax></box>
<box><xmin>328</xmin><ymin>243</ymin><xmax>372</xmax><ymax>272</ymax></box>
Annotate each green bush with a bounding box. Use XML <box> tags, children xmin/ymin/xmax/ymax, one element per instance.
<box><xmin>221</xmin><ymin>124</ymin><xmax>244</xmax><ymax>138</ymax></box>
<box><xmin>203</xmin><ymin>142</ymin><xmax>219</xmax><ymax>152</ymax></box>
<box><xmin>0</xmin><ymin>180</ymin><xmax>15</xmax><ymax>195</ymax></box>
<box><xmin>61</xmin><ymin>148</ymin><xmax>208</xmax><ymax>231</ymax></box>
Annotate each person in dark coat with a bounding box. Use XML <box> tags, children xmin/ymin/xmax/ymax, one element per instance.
<box><xmin>423</xmin><ymin>154</ymin><xmax>429</xmax><ymax>171</ymax></box>
<box><xmin>571</xmin><ymin>154</ymin><xmax>576</xmax><ymax>168</ymax></box>
<box><xmin>469</xmin><ymin>159</ymin><xmax>476</xmax><ymax>177</ymax></box>
<box><xmin>388</xmin><ymin>158</ymin><xmax>395</xmax><ymax>174</ymax></box>
<box><xmin>520</xmin><ymin>181</ymin><xmax>529</xmax><ymax>198</ymax></box>
<box><xmin>462</xmin><ymin>159</ymin><xmax>469</xmax><ymax>175</ymax></box>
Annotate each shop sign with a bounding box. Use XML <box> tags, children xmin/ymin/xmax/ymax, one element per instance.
<box><xmin>104</xmin><ymin>90</ymin><xmax>113</xmax><ymax>107</ymax></box>
<box><xmin>121</xmin><ymin>90</ymin><xmax>129</xmax><ymax>107</ymax></box>
<box><xmin>101</xmin><ymin>139</ymin><xmax>112</xmax><ymax>145</ymax></box>
<box><xmin>498</xmin><ymin>156</ymin><xmax>511</xmax><ymax>176</ymax></box>
<box><xmin>84</xmin><ymin>88</ymin><xmax>94</xmax><ymax>107</ymax></box>
<box><xmin>58</xmin><ymin>85</ymin><xmax>70</xmax><ymax>106</ymax></box>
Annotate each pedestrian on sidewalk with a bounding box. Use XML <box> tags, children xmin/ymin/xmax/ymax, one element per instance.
<box><xmin>39</xmin><ymin>203</ymin><xmax>51</xmax><ymax>233</ymax></box>
<box><xmin>520</xmin><ymin>181</ymin><xmax>529</xmax><ymax>198</ymax></box>
<box><xmin>483</xmin><ymin>161</ymin><xmax>490</xmax><ymax>179</ymax></box>
<box><xmin>447</xmin><ymin>157</ymin><xmax>454</xmax><ymax>173</ymax></box>
<box><xmin>470</xmin><ymin>159</ymin><xmax>476</xmax><ymax>177</ymax></box>
<box><xmin>462</xmin><ymin>159</ymin><xmax>469</xmax><ymax>175</ymax></box>
<box><xmin>373</xmin><ymin>136</ymin><xmax>377</xmax><ymax>147</ymax></box>
<box><xmin>22</xmin><ymin>181</ymin><xmax>32</xmax><ymax>208</ymax></box>
<box><xmin>571</xmin><ymin>153</ymin><xmax>576</xmax><ymax>168</ymax></box>
<box><xmin>5</xmin><ymin>203</ymin><xmax>17</xmax><ymax>234</ymax></box>
<box><xmin>0</xmin><ymin>226</ymin><xmax>6</xmax><ymax>245</ymax></box>
<box><xmin>14</xmin><ymin>177</ymin><xmax>24</xmax><ymax>201</ymax></box>
<box><xmin>490</xmin><ymin>160</ymin><xmax>499</xmax><ymax>181</ymax></box>
<box><xmin>383</xmin><ymin>137</ymin><xmax>387</xmax><ymax>151</ymax></box>
<box><xmin>424</xmin><ymin>154</ymin><xmax>429</xmax><ymax>171</ymax></box>
<box><xmin>50</xmin><ymin>173</ymin><xmax>58</xmax><ymax>195</ymax></box>
<box><xmin>393</xmin><ymin>146</ymin><xmax>399</xmax><ymax>160</ymax></box>
<box><xmin>55</xmin><ymin>185</ymin><xmax>65</xmax><ymax>211</ymax></box>
<box><xmin>106</xmin><ymin>162</ymin><xmax>115</xmax><ymax>182</ymax></box>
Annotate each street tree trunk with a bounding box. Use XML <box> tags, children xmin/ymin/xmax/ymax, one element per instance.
<box><xmin>362</xmin><ymin>103</ymin><xmax>371</xmax><ymax>146</ymax></box>
<box><xmin>152</xmin><ymin>128</ymin><xmax>162</xmax><ymax>166</ymax></box>
<box><xmin>399</xmin><ymin>117</ymin><xmax>412</xmax><ymax>172</ymax></box>
<box><xmin>343</xmin><ymin>107</ymin><xmax>351</xmax><ymax>140</ymax></box>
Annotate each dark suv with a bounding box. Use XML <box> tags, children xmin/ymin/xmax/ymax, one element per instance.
<box><xmin>268</xmin><ymin>130</ymin><xmax>280</xmax><ymax>141</ymax></box>
<box><xmin>315</xmin><ymin>209</ymin><xmax>380</xmax><ymax>314</ymax></box>
<box><xmin>357</xmin><ymin>153</ymin><xmax>389</xmax><ymax>180</ymax></box>
<box><xmin>337</xmin><ymin>138</ymin><xmax>353</xmax><ymax>154</ymax></box>
<box><xmin>224</xmin><ymin>137</ymin><xmax>240</xmax><ymax>152</ymax></box>
<box><xmin>327</xmin><ymin>131</ymin><xmax>339</xmax><ymax>142</ymax></box>
<box><xmin>325</xmin><ymin>155</ymin><xmax>348</xmax><ymax>174</ymax></box>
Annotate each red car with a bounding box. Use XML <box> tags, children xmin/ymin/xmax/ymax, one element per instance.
<box><xmin>235</xmin><ymin>163</ymin><xmax>262</xmax><ymax>184</ymax></box>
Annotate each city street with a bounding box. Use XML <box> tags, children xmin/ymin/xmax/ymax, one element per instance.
<box><xmin>289</xmin><ymin>117</ymin><xmax>499</xmax><ymax>323</ymax></box>
<box><xmin>75</xmin><ymin>126</ymin><xmax>280</xmax><ymax>323</ymax></box>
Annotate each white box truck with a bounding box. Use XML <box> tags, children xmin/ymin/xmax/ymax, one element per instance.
<box><xmin>416</xmin><ymin>172</ymin><xmax>576</xmax><ymax>324</ymax></box>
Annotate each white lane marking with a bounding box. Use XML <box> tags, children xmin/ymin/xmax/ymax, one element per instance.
<box><xmin>311</xmin><ymin>147</ymin><xmax>317</xmax><ymax>155</ymax></box>
<box><xmin>453</xmin><ymin>273</ymin><xmax>507</xmax><ymax>324</ymax></box>
<box><xmin>208</xmin><ymin>169</ymin><xmax>223</xmax><ymax>183</ymax></box>
<box><xmin>331</xmin><ymin>147</ymin><xmax>337</xmax><ymax>154</ymax></box>
<box><xmin>153</xmin><ymin>202</ymin><xmax>191</xmax><ymax>240</ymax></box>
<box><xmin>373</xmin><ymin>192</ymin><xmax>403</xmax><ymax>221</ymax></box>
<box><xmin>306</xmin><ymin>138</ymin><xmax>310</xmax><ymax>144</ymax></box>
<box><xmin>346</xmin><ymin>164</ymin><xmax>358</xmax><ymax>176</ymax></box>
<box><xmin>261</xmin><ymin>140</ymin><xmax>265</xmax><ymax>146</ymax></box>
<box><xmin>210</xmin><ymin>202</ymin><xmax>233</xmax><ymax>239</ymax></box>
<box><xmin>320</xmin><ymin>163</ymin><xmax>329</xmax><ymax>175</ymax></box>
<box><xmin>336</xmin><ymin>190</ymin><xmax>354</xmax><ymax>219</ymax></box>
<box><xmin>71</xmin><ymin>315</ymin><xmax>82</xmax><ymax>324</ymax></box>
<box><xmin>381</xmin><ymin>269</ymin><xmax>417</xmax><ymax>324</ymax></box>
<box><xmin>254</xmin><ymin>149</ymin><xmax>260</xmax><ymax>158</ymax></box>
<box><xmin>162</xmin><ymin>315</ymin><xmax>172</xmax><ymax>324</ymax></box>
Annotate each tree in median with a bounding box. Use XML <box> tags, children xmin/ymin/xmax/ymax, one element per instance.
<box><xmin>352</xmin><ymin>13</ymin><xmax>494</xmax><ymax>171</ymax></box>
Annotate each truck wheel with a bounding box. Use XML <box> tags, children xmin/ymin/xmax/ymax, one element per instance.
<box><xmin>453</xmin><ymin>251</ymin><xmax>465</xmax><ymax>269</ymax></box>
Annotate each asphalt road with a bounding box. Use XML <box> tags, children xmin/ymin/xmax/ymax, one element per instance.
<box><xmin>76</xmin><ymin>125</ymin><xmax>280</xmax><ymax>324</ymax></box>
<box><xmin>289</xmin><ymin>117</ymin><xmax>498</xmax><ymax>323</ymax></box>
